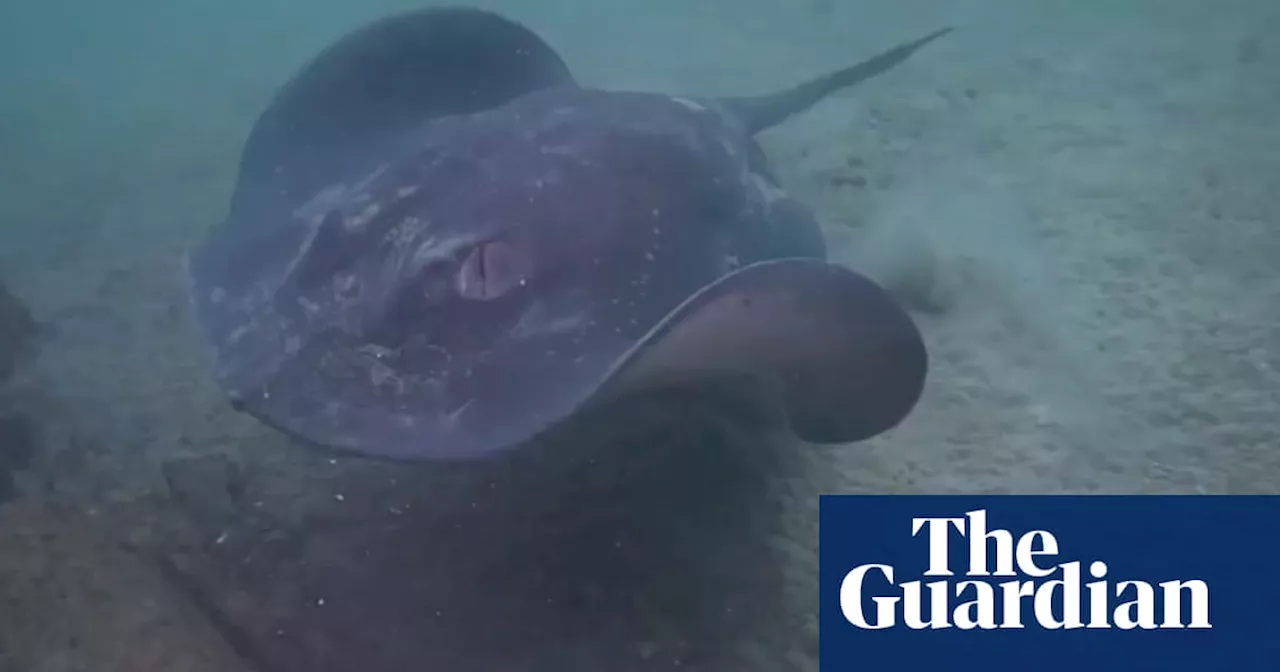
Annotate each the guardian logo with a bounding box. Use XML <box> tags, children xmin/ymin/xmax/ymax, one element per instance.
<box><xmin>840</xmin><ymin>509</ymin><xmax>1212</xmax><ymax>631</ymax></box>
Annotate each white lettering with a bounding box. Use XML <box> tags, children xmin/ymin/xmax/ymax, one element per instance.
<box><xmin>1158</xmin><ymin>580</ymin><xmax>1211</xmax><ymax>629</ymax></box>
<box><xmin>1114</xmin><ymin>581</ymin><xmax>1157</xmax><ymax>629</ymax></box>
<box><xmin>839</xmin><ymin>564</ymin><xmax>897</xmax><ymax>629</ymax></box>
<box><xmin>954</xmin><ymin>581</ymin><xmax>996</xmax><ymax>629</ymax></box>
<box><xmin>999</xmin><ymin>580</ymin><xmax>1035</xmax><ymax>628</ymax></box>
<box><xmin>912</xmin><ymin>516</ymin><xmax>966</xmax><ymax>576</ymax></box>
<box><xmin>1086</xmin><ymin>561</ymin><xmax>1109</xmax><ymax>628</ymax></box>
<box><xmin>966</xmin><ymin>509</ymin><xmax>1016</xmax><ymax>577</ymax></box>
<box><xmin>1033</xmin><ymin>560</ymin><xmax>1082</xmax><ymax>628</ymax></box>
<box><xmin>902</xmin><ymin>580</ymin><xmax>951</xmax><ymax>629</ymax></box>
<box><xmin>838</xmin><ymin>510</ymin><xmax>1213</xmax><ymax>631</ymax></box>
<box><xmin>1015</xmin><ymin>530</ymin><xmax>1059</xmax><ymax>578</ymax></box>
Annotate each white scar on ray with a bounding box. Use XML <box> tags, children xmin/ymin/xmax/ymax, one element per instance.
<box><xmin>293</xmin><ymin>164</ymin><xmax>390</xmax><ymax>220</ymax></box>
<box><xmin>746</xmin><ymin>172</ymin><xmax>788</xmax><ymax>204</ymax></box>
<box><xmin>444</xmin><ymin>399</ymin><xmax>475</xmax><ymax>426</ymax></box>
<box><xmin>509</xmin><ymin>300</ymin><xmax>587</xmax><ymax>339</ymax></box>
<box><xmin>669</xmin><ymin>96</ymin><xmax>707</xmax><ymax>112</ymax></box>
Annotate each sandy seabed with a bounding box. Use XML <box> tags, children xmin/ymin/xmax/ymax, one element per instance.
<box><xmin>0</xmin><ymin>0</ymin><xmax>1277</xmax><ymax>670</ymax></box>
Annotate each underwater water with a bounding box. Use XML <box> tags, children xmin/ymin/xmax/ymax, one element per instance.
<box><xmin>0</xmin><ymin>0</ymin><xmax>1277</xmax><ymax>670</ymax></box>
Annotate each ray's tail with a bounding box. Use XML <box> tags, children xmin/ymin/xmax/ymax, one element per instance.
<box><xmin>723</xmin><ymin>27</ymin><xmax>953</xmax><ymax>135</ymax></box>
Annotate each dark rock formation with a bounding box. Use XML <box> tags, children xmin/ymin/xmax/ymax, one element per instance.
<box><xmin>0</xmin><ymin>413</ymin><xmax>36</xmax><ymax>504</ymax></box>
<box><xmin>0</xmin><ymin>281</ymin><xmax>39</xmax><ymax>383</ymax></box>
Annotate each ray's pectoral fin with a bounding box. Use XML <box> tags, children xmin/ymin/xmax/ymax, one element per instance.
<box><xmin>240</xmin><ymin>7</ymin><xmax>577</xmax><ymax>182</ymax></box>
<box><xmin>599</xmin><ymin>259</ymin><xmax>928</xmax><ymax>444</ymax></box>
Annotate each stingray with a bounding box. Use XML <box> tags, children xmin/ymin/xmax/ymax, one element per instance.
<box><xmin>185</xmin><ymin>7</ymin><xmax>945</xmax><ymax>461</ymax></box>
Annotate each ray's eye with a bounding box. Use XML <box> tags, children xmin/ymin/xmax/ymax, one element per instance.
<box><xmin>456</xmin><ymin>238</ymin><xmax>532</xmax><ymax>301</ymax></box>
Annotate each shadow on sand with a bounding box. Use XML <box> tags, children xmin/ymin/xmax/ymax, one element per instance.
<box><xmin>153</xmin><ymin>389</ymin><xmax>812</xmax><ymax>672</ymax></box>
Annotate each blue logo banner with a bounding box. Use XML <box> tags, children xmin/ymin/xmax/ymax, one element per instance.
<box><xmin>818</xmin><ymin>495</ymin><xmax>1279</xmax><ymax>671</ymax></box>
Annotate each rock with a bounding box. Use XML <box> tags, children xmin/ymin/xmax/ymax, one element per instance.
<box><xmin>0</xmin><ymin>413</ymin><xmax>36</xmax><ymax>471</ymax></box>
<box><xmin>0</xmin><ymin>281</ymin><xmax>39</xmax><ymax>383</ymax></box>
<box><xmin>0</xmin><ymin>413</ymin><xmax>37</xmax><ymax>505</ymax></box>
